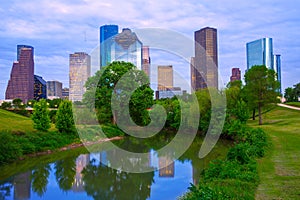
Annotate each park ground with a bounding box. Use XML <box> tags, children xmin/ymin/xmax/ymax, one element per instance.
<box><xmin>248</xmin><ymin>105</ymin><xmax>300</xmax><ymax>199</ymax></box>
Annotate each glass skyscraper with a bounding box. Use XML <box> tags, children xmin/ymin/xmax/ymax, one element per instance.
<box><xmin>193</xmin><ymin>27</ymin><xmax>218</xmax><ymax>90</ymax></box>
<box><xmin>100</xmin><ymin>25</ymin><xmax>119</xmax><ymax>67</ymax></box>
<box><xmin>246</xmin><ymin>38</ymin><xmax>273</xmax><ymax>70</ymax></box>
<box><xmin>112</xmin><ymin>28</ymin><xmax>143</xmax><ymax>69</ymax></box>
<box><xmin>274</xmin><ymin>54</ymin><xmax>282</xmax><ymax>94</ymax></box>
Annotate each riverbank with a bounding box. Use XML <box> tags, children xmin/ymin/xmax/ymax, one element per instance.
<box><xmin>248</xmin><ymin>106</ymin><xmax>300</xmax><ymax>199</ymax></box>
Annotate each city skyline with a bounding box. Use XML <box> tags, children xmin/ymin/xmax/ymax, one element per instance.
<box><xmin>0</xmin><ymin>0</ymin><xmax>299</xmax><ymax>99</ymax></box>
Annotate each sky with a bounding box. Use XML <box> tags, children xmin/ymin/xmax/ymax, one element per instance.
<box><xmin>1</xmin><ymin>0</ymin><xmax>300</xmax><ymax>99</ymax></box>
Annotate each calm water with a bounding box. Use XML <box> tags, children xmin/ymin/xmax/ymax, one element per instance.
<box><xmin>0</xmin><ymin>134</ymin><xmax>230</xmax><ymax>200</ymax></box>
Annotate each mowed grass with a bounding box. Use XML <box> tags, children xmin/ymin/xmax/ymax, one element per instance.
<box><xmin>248</xmin><ymin>106</ymin><xmax>300</xmax><ymax>199</ymax></box>
<box><xmin>286</xmin><ymin>102</ymin><xmax>300</xmax><ymax>108</ymax></box>
<box><xmin>0</xmin><ymin>109</ymin><xmax>35</xmax><ymax>132</ymax></box>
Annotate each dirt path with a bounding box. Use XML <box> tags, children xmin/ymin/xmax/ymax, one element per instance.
<box><xmin>277</xmin><ymin>103</ymin><xmax>300</xmax><ymax>111</ymax></box>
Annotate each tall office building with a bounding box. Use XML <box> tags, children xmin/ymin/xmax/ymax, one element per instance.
<box><xmin>158</xmin><ymin>156</ymin><xmax>175</xmax><ymax>178</ymax></box>
<box><xmin>194</xmin><ymin>27</ymin><xmax>218</xmax><ymax>90</ymax></box>
<box><xmin>274</xmin><ymin>54</ymin><xmax>282</xmax><ymax>94</ymax></box>
<box><xmin>17</xmin><ymin>45</ymin><xmax>34</xmax><ymax>61</ymax></box>
<box><xmin>246</xmin><ymin>38</ymin><xmax>282</xmax><ymax>93</ymax></box>
<box><xmin>69</xmin><ymin>52</ymin><xmax>91</xmax><ymax>102</ymax></box>
<box><xmin>47</xmin><ymin>81</ymin><xmax>62</xmax><ymax>99</ymax></box>
<box><xmin>190</xmin><ymin>57</ymin><xmax>196</xmax><ymax>90</ymax></box>
<box><xmin>6</xmin><ymin>45</ymin><xmax>34</xmax><ymax>103</ymax></box>
<box><xmin>112</xmin><ymin>28</ymin><xmax>143</xmax><ymax>69</ymax></box>
<box><xmin>142</xmin><ymin>46</ymin><xmax>151</xmax><ymax>77</ymax></box>
<box><xmin>34</xmin><ymin>75</ymin><xmax>47</xmax><ymax>100</ymax></box>
<box><xmin>157</xmin><ymin>65</ymin><xmax>173</xmax><ymax>91</ymax></box>
<box><xmin>230</xmin><ymin>68</ymin><xmax>241</xmax><ymax>82</ymax></box>
<box><xmin>100</xmin><ymin>24</ymin><xmax>119</xmax><ymax>67</ymax></box>
<box><xmin>246</xmin><ymin>38</ymin><xmax>273</xmax><ymax>70</ymax></box>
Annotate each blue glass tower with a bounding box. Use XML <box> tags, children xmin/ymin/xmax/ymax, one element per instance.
<box><xmin>100</xmin><ymin>25</ymin><xmax>119</xmax><ymax>67</ymax></box>
<box><xmin>246</xmin><ymin>38</ymin><xmax>273</xmax><ymax>70</ymax></box>
<box><xmin>274</xmin><ymin>54</ymin><xmax>282</xmax><ymax>94</ymax></box>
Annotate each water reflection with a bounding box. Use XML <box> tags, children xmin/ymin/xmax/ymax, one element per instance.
<box><xmin>0</xmin><ymin>136</ymin><xmax>230</xmax><ymax>199</ymax></box>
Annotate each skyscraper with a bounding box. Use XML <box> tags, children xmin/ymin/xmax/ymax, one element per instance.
<box><xmin>246</xmin><ymin>38</ymin><xmax>282</xmax><ymax>93</ymax></box>
<box><xmin>142</xmin><ymin>46</ymin><xmax>151</xmax><ymax>77</ymax></box>
<box><xmin>230</xmin><ymin>68</ymin><xmax>241</xmax><ymax>82</ymax></box>
<box><xmin>100</xmin><ymin>24</ymin><xmax>119</xmax><ymax>67</ymax></box>
<box><xmin>194</xmin><ymin>27</ymin><xmax>218</xmax><ymax>90</ymax></box>
<box><xmin>246</xmin><ymin>38</ymin><xmax>273</xmax><ymax>70</ymax></box>
<box><xmin>6</xmin><ymin>45</ymin><xmax>34</xmax><ymax>103</ymax></box>
<box><xmin>47</xmin><ymin>81</ymin><xmax>62</xmax><ymax>99</ymax></box>
<box><xmin>17</xmin><ymin>45</ymin><xmax>34</xmax><ymax>61</ymax></box>
<box><xmin>69</xmin><ymin>52</ymin><xmax>91</xmax><ymax>102</ymax></box>
<box><xmin>34</xmin><ymin>75</ymin><xmax>47</xmax><ymax>100</ymax></box>
<box><xmin>112</xmin><ymin>28</ymin><xmax>143</xmax><ymax>69</ymax></box>
<box><xmin>157</xmin><ymin>65</ymin><xmax>173</xmax><ymax>91</ymax></box>
<box><xmin>274</xmin><ymin>54</ymin><xmax>282</xmax><ymax>94</ymax></box>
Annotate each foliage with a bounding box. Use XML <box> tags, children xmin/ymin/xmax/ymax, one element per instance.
<box><xmin>244</xmin><ymin>65</ymin><xmax>280</xmax><ymax>125</ymax></box>
<box><xmin>0</xmin><ymin>102</ymin><xmax>12</xmax><ymax>109</ymax></box>
<box><xmin>83</xmin><ymin>61</ymin><xmax>153</xmax><ymax>125</ymax></box>
<box><xmin>284</xmin><ymin>83</ymin><xmax>299</xmax><ymax>102</ymax></box>
<box><xmin>31</xmin><ymin>99</ymin><xmax>51</xmax><ymax>131</ymax></box>
<box><xmin>55</xmin><ymin>100</ymin><xmax>76</xmax><ymax>134</ymax></box>
<box><xmin>0</xmin><ymin>131</ymin><xmax>22</xmax><ymax>164</ymax></box>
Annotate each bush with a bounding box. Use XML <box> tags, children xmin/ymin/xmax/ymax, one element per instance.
<box><xmin>0</xmin><ymin>131</ymin><xmax>22</xmax><ymax>164</ymax></box>
<box><xmin>31</xmin><ymin>99</ymin><xmax>51</xmax><ymax>131</ymax></box>
<box><xmin>56</xmin><ymin>100</ymin><xmax>76</xmax><ymax>135</ymax></box>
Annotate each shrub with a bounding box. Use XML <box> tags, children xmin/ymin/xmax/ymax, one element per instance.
<box><xmin>0</xmin><ymin>131</ymin><xmax>22</xmax><ymax>164</ymax></box>
<box><xmin>55</xmin><ymin>100</ymin><xmax>76</xmax><ymax>135</ymax></box>
<box><xmin>31</xmin><ymin>99</ymin><xmax>51</xmax><ymax>131</ymax></box>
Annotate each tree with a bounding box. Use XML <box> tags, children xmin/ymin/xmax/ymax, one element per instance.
<box><xmin>55</xmin><ymin>100</ymin><xmax>76</xmax><ymax>134</ymax></box>
<box><xmin>294</xmin><ymin>83</ymin><xmax>300</xmax><ymax>99</ymax></box>
<box><xmin>0</xmin><ymin>102</ymin><xmax>12</xmax><ymax>109</ymax></box>
<box><xmin>284</xmin><ymin>87</ymin><xmax>298</xmax><ymax>102</ymax></box>
<box><xmin>244</xmin><ymin>65</ymin><xmax>280</xmax><ymax>125</ymax></box>
<box><xmin>83</xmin><ymin>61</ymin><xmax>153</xmax><ymax>125</ymax></box>
<box><xmin>31</xmin><ymin>99</ymin><xmax>51</xmax><ymax>131</ymax></box>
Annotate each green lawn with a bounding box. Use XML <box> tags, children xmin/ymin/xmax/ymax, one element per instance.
<box><xmin>248</xmin><ymin>106</ymin><xmax>300</xmax><ymax>199</ymax></box>
<box><xmin>285</xmin><ymin>102</ymin><xmax>300</xmax><ymax>108</ymax></box>
<box><xmin>0</xmin><ymin>109</ymin><xmax>35</xmax><ymax>132</ymax></box>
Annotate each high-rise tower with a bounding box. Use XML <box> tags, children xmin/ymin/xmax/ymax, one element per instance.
<box><xmin>246</xmin><ymin>38</ymin><xmax>273</xmax><ymax>70</ymax></box>
<box><xmin>100</xmin><ymin>25</ymin><xmax>119</xmax><ymax>67</ymax></box>
<box><xmin>193</xmin><ymin>27</ymin><xmax>218</xmax><ymax>90</ymax></box>
<box><xmin>142</xmin><ymin>46</ymin><xmax>151</xmax><ymax>78</ymax></box>
<box><xmin>6</xmin><ymin>45</ymin><xmax>34</xmax><ymax>103</ymax></box>
<box><xmin>69</xmin><ymin>52</ymin><xmax>91</xmax><ymax>102</ymax></box>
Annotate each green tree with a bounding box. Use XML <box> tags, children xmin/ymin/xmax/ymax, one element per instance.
<box><xmin>31</xmin><ymin>99</ymin><xmax>51</xmax><ymax>131</ymax></box>
<box><xmin>244</xmin><ymin>65</ymin><xmax>280</xmax><ymax>125</ymax></box>
<box><xmin>55</xmin><ymin>100</ymin><xmax>76</xmax><ymax>134</ymax></box>
<box><xmin>0</xmin><ymin>102</ymin><xmax>12</xmax><ymax>109</ymax></box>
<box><xmin>284</xmin><ymin>87</ymin><xmax>298</xmax><ymax>102</ymax></box>
<box><xmin>84</xmin><ymin>61</ymin><xmax>153</xmax><ymax>125</ymax></box>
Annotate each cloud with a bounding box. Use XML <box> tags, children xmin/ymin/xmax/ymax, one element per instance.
<box><xmin>0</xmin><ymin>0</ymin><xmax>300</xmax><ymax>99</ymax></box>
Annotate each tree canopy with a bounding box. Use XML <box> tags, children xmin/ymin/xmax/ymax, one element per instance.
<box><xmin>244</xmin><ymin>65</ymin><xmax>280</xmax><ymax>125</ymax></box>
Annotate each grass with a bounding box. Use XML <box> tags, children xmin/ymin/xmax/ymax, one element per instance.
<box><xmin>248</xmin><ymin>106</ymin><xmax>300</xmax><ymax>199</ymax></box>
<box><xmin>285</xmin><ymin>102</ymin><xmax>300</xmax><ymax>108</ymax></box>
<box><xmin>0</xmin><ymin>109</ymin><xmax>35</xmax><ymax>132</ymax></box>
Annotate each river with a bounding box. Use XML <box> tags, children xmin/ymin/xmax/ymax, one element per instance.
<box><xmin>0</xmin><ymin>133</ymin><xmax>231</xmax><ymax>200</ymax></box>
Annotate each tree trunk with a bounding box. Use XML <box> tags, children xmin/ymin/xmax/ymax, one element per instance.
<box><xmin>252</xmin><ymin>109</ymin><xmax>256</xmax><ymax>120</ymax></box>
<box><xmin>258</xmin><ymin>104</ymin><xmax>262</xmax><ymax>125</ymax></box>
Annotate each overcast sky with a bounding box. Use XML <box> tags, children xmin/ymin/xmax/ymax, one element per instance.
<box><xmin>1</xmin><ymin>0</ymin><xmax>299</xmax><ymax>99</ymax></box>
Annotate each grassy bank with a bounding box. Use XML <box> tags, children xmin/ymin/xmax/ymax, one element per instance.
<box><xmin>0</xmin><ymin>109</ymin><xmax>124</xmax><ymax>165</ymax></box>
<box><xmin>248</xmin><ymin>106</ymin><xmax>300</xmax><ymax>199</ymax></box>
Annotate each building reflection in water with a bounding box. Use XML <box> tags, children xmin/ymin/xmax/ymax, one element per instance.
<box><xmin>158</xmin><ymin>156</ymin><xmax>174</xmax><ymax>178</ymax></box>
<box><xmin>72</xmin><ymin>154</ymin><xmax>90</xmax><ymax>192</ymax></box>
<box><xmin>13</xmin><ymin>171</ymin><xmax>31</xmax><ymax>200</ymax></box>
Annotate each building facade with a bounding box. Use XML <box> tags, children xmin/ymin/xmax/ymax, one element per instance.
<box><xmin>246</xmin><ymin>38</ymin><xmax>273</xmax><ymax>70</ymax></box>
<box><xmin>112</xmin><ymin>28</ymin><xmax>143</xmax><ymax>69</ymax></box>
<box><xmin>230</xmin><ymin>68</ymin><xmax>241</xmax><ymax>82</ymax></box>
<box><xmin>62</xmin><ymin>88</ymin><xmax>69</xmax><ymax>99</ymax></box>
<box><xmin>100</xmin><ymin>24</ymin><xmax>119</xmax><ymax>68</ymax></box>
<box><xmin>157</xmin><ymin>65</ymin><xmax>173</xmax><ymax>91</ymax></box>
<box><xmin>69</xmin><ymin>52</ymin><xmax>91</xmax><ymax>102</ymax></box>
<box><xmin>34</xmin><ymin>75</ymin><xmax>47</xmax><ymax>100</ymax></box>
<box><xmin>142</xmin><ymin>46</ymin><xmax>151</xmax><ymax>78</ymax></box>
<box><xmin>5</xmin><ymin>45</ymin><xmax>34</xmax><ymax>103</ymax></box>
<box><xmin>274</xmin><ymin>54</ymin><xmax>282</xmax><ymax>94</ymax></box>
<box><xmin>194</xmin><ymin>27</ymin><xmax>218</xmax><ymax>90</ymax></box>
<box><xmin>246</xmin><ymin>38</ymin><xmax>282</xmax><ymax>94</ymax></box>
<box><xmin>47</xmin><ymin>81</ymin><xmax>62</xmax><ymax>99</ymax></box>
